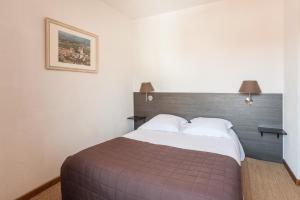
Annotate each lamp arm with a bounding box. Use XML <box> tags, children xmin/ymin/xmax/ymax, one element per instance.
<box><xmin>245</xmin><ymin>92</ymin><xmax>253</xmax><ymax>105</ymax></box>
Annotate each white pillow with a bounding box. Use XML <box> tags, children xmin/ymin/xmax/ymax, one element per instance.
<box><xmin>138</xmin><ymin>114</ymin><xmax>188</xmax><ymax>133</ymax></box>
<box><xmin>181</xmin><ymin>117</ymin><xmax>233</xmax><ymax>138</ymax></box>
<box><xmin>191</xmin><ymin>117</ymin><xmax>233</xmax><ymax>129</ymax></box>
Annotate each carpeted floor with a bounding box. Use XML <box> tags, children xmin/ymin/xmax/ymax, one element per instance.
<box><xmin>242</xmin><ymin>158</ymin><xmax>300</xmax><ymax>200</ymax></box>
<box><xmin>31</xmin><ymin>158</ymin><xmax>300</xmax><ymax>200</ymax></box>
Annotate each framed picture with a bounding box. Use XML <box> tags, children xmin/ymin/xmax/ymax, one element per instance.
<box><xmin>45</xmin><ymin>18</ymin><xmax>98</xmax><ymax>73</ymax></box>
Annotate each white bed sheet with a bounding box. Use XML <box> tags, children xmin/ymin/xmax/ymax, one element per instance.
<box><xmin>123</xmin><ymin>129</ymin><xmax>245</xmax><ymax>165</ymax></box>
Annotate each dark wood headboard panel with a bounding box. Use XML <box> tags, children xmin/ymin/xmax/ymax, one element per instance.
<box><xmin>134</xmin><ymin>92</ymin><xmax>283</xmax><ymax>163</ymax></box>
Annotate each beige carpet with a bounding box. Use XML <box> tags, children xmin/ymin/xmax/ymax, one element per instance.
<box><xmin>242</xmin><ymin>158</ymin><xmax>300</xmax><ymax>200</ymax></box>
<box><xmin>31</xmin><ymin>158</ymin><xmax>300</xmax><ymax>200</ymax></box>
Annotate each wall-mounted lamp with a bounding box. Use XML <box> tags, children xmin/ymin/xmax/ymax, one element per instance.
<box><xmin>239</xmin><ymin>80</ymin><xmax>261</xmax><ymax>105</ymax></box>
<box><xmin>140</xmin><ymin>82</ymin><xmax>154</xmax><ymax>102</ymax></box>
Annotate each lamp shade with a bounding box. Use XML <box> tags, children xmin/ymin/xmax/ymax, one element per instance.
<box><xmin>140</xmin><ymin>82</ymin><xmax>154</xmax><ymax>93</ymax></box>
<box><xmin>239</xmin><ymin>80</ymin><xmax>261</xmax><ymax>94</ymax></box>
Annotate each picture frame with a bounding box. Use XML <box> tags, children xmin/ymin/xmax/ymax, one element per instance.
<box><xmin>45</xmin><ymin>18</ymin><xmax>99</xmax><ymax>73</ymax></box>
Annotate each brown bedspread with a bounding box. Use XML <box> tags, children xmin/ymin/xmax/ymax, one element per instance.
<box><xmin>61</xmin><ymin>137</ymin><xmax>242</xmax><ymax>200</ymax></box>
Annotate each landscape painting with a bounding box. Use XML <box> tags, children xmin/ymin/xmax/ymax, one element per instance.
<box><xmin>45</xmin><ymin>18</ymin><xmax>98</xmax><ymax>73</ymax></box>
<box><xmin>58</xmin><ymin>31</ymin><xmax>91</xmax><ymax>66</ymax></box>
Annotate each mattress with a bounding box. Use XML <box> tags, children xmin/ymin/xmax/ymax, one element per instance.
<box><xmin>61</xmin><ymin>130</ymin><xmax>243</xmax><ymax>200</ymax></box>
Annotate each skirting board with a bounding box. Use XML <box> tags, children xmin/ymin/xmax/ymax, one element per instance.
<box><xmin>15</xmin><ymin>177</ymin><xmax>60</xmax><ymax>200</ymax></box>
<box><xmin>283</xmin><ymin>160</ymin><xmax>300</xmax><ymax>185</ymax></box>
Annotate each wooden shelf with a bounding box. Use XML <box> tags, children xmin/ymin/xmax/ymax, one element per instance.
<box><xmin>127</xmin><ymin>116</ymin><xmax>146</xmax><ymax>122</ymax></box>
<box><xmin>258</xmin><ymin>126</ymin><xmax>287</xmax><ymax>139</ymax></box>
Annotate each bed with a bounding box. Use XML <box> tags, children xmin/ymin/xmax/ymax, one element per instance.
<box><xmin>61</xmin><ymin>115</ymin><xmax>245</xmax><ymax>200</ymax></box>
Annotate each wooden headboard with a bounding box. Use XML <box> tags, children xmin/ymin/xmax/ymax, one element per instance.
<box><xmin>134</xmin><ymin>92</ymin><xmax>283</xmax><ymax>163</ymax></box>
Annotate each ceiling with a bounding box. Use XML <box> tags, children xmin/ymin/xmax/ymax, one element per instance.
<box><xmin>101</xmin><ymin>0</ymin><xmax>222</xmax><ymax>18</ymax></box>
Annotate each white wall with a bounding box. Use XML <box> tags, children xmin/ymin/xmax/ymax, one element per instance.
<box><xmin>133</xmin><ymin>0</ymin><xmax>284</xmax><ymax>93</ymax></box>
<box><xmin>0</xmin><ymin>0</ymin><xmax>133</xmax><ymax>199</ymax></box>
<box><xmin>284</xmin><ymin>0</ymin><xmax>300</xmax><ymax>179</ymax></box>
